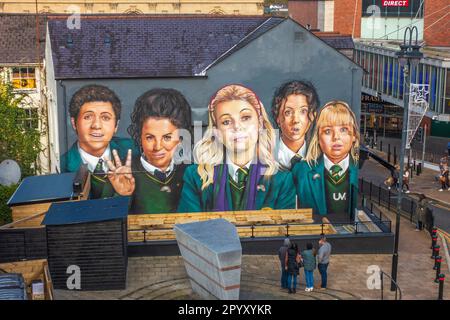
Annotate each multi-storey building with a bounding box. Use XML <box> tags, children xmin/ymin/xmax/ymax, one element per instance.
<box><xmin>288</xmin><ymin>0</ymin><xmax>450</xmax><ymax>141</ymax></box>
<box><xmin>0</xmin><ymin>1</ymin><xmax>264</xmax><ymax>15</ymax></box>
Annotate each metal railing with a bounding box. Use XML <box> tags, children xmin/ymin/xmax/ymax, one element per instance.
<box><xmin>358</xmin><ymin>177</ymin><xmax>436</xmax><ymax>232</ymax></box>
<box><xmin>128</xmin><ymin>219</ymin><xmax>392</xmax><ymax>243</ymax></box>
<box><xmin>380</xmin><ymin>269</ymin><xmax>402</xmax><ymax>300</ymax></box>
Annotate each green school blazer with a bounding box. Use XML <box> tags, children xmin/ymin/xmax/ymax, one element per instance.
<box><xmin>60</xmin><ymin>137</ymin><xmax>138</xmax><ymax>199</ymax></box>
<box><xmin>291</xmin><ymin>156</ymin><xmax>358</xmax><ymax>217</ymax></box>
<box><xmin>60</xmin><ymin>137</ymin><xmax>138</xmax><ymax>173</ymax></box>
<box><xmin>177</xmin><ymin>164</ymin><xmax>296</xmax><ymax>213</ymax></box>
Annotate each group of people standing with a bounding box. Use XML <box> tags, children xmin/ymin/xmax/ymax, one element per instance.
<box><xmin>278</xmin><ymin>236</ymin><xmax>332</xmax><ymax>293</ymax></box>
<box><xmin>61</xmin><ymin>81</ymin><xmax>360</xmax><ymax>219</ymax></box>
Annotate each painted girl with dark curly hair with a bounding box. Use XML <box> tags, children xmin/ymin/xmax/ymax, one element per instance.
<box><xmin>106</xmin><ymin>88</ymin><xmax>192</xmax><ymax>214</ymax></box>
<box><xmin>271</xmin><ymin>80</ymin><xmax>319</xmax><ymax>171</ymax></box>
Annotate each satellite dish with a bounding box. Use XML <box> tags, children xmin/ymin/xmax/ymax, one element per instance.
<box><xmin>0</xmin><ymin>159</ymin><xmax>21</xmax><ymax>186</ymax></box>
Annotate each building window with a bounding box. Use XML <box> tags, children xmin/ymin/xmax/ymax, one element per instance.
<box><xmin>210</xmin><ymin>7</ymin><xmax>225</xmax><ymax>15</ymax></box>
<box><xmin>445</xmin><ymin>70</ymin><xmax>450</xmax><ymax>115</ymax></box>
<box><xmin>383</xmin><ymin>56</ymin><xmax>388</xmax><ymax>94</ymax></box>
<box><xmin>12</xmin><ymin>67</ymin><xmax>36</xmax><ymax>90</ymax></box>
<box><xmin>430</xmin><ymin>66</ymin><xmax>437</xmax><ymax>111</ymax></box>
<box><xmin>368</xmin><ymin>53</ymin><xmax>373</xmax><ymax>89</ymax></box>
<box><xmin>373</xmin><ymin>54</ymin><xmax>379</xmax><ymax>92</ymax></box>
<box><xmin>21</xmin><ymin>107</ymin><xmax>39</xmax><ymax>130</ymax></box>
<box><xmin>125</xmin><ymin>7</ymin><xmax>143</xmax><ymax>14</ymax></box>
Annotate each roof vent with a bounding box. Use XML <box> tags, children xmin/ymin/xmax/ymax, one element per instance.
<box><xmin>294</xmin><ymin>32</ymin><xmax>303</xmax><ymax>42</ymax></box>
<box><xmin>104</xmin><ymin>34</ymin><xmax>111</xmax><ymax>45</ymax></box>
<box><xmin>66</xmin><ymin>34</ymin><xmax>73</xmax><ymax>48</ymax></box>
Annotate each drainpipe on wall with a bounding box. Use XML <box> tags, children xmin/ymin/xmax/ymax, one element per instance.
<box><xmin>40</xmin><ymin>67</ymin><xmax>52</xmax><ymax>175</ymax></box>
<box><xmin>58</xmin><ymin>80</ymin><xmax>68</xmax><ymax>173</ymax></box>
<box><xmin>351</xmin><ymin>67</ymin><xmax>360</xmax><ymax>120</ymax></box>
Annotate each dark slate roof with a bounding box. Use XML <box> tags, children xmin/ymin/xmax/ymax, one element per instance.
<box><xmin>206</xmin><ymin>17</ymin><xmax>284</xmax><ymax>70</ymax></box>
<box><xmin>42</xmin><ymin>196</ymin><xmax>130</xmax><ymax>225</ymax></box>
<box><xmin>48</xmin><ymin>15</ymin><xmax>285</xmax><ymax>79</ymax></box>
<box><xmin>314</xmin><ymin>32</ymin><xmax>355</xmax><ymax>50</ymax></box>
<box><xmin>0</xmin><ymin>14</ymin><xmax>47</xmax><ymax>64</ymax></box>
<box><xmin>320</xmin><ymin>37</ymin><xmax>354</xmax><ymax>50</ymax></box>
<box><xmin>7</xmin><ymin>172</ymin><xmax>76</xmax><ymax>206</ymax></box>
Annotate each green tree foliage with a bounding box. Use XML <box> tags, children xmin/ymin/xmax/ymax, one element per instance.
<box><xmin>0</xmin><ymin>184</ymin><xmax>17</xmax><ymax>225</ymax></box>
<box><xmin>0</xmin><ymin>81</ymin><xmax>42</xmax><ymax>177</ymax></box>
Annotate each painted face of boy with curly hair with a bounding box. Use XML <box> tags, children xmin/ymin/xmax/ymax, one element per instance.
<box><xmin>71</xmin><ymin>101</ymin><xmax>118</xmax><ymax>157</ymax></box>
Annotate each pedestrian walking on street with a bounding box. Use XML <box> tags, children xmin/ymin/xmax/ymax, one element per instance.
<box><xmin>284</xmin><ymin>242</ymin><xmax>301</xmax><ymax>294</ymax></box>
<box><xmin>439</xmin><ymin>154</ymin><xmax>449</xmax><ymax>192</ymax></box>
<box><xmin>389</xmin><ymin>165</ymin><xmax>400</xmax><ymax>190</ymax></box>
<box><xmin>385</xmin><ymin>170</ymin><xmax>395</xmax><ymax>190</ymax></box>
<box><xmin>278</xmin><ymin>238</ymin><xmax>290</xmax><ymax>289</ymax></box>
<box><xmin>402</xmin><ymin>164</ymin><xmax>410</xmax><ymax>193</ymax></box>
<box><xmin>317</xmin><ymin>235</ymin><xmax>332</xmax><ymax>289</ymax></box>
<box><xmin>301</xmin><ymin>242</ymin><xmax>316</xmax><ymax>292</ymax></box>
<box><xmin>415</xmin><ymin>194</ymin><xmax>427</xmax><ymax>231</ymax></box>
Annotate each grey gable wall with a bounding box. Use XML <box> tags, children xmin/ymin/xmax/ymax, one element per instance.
<box><xmin>55</xmin><ymin>18</ymin><xmax>363</xmax><ymax>164</ymax></box>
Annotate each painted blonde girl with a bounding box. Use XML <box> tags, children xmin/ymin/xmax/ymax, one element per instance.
<box><xmin>178</xmin><ymin>84</ymin><xmax>296</xmax><ymax>212</ymax></box>
<box><xmin>292</xmin><ymin>101</ymin><xmax>360</xmax><ymax>218</ymax></box>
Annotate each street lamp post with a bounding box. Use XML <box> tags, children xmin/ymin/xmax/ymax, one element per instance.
<box><xmin>390</xmin><ymin>26</ymin><xmax>423</xmax><ymax>291</ymax></box>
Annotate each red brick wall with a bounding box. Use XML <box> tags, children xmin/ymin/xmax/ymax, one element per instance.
<box><xmin>334</xmin><ymin>0</ymin><xmax>361</xmax><ymax>37</ymax></box>
<box><xmin>424</xmin><ymin>0</ymin><xmax>449</xmax><ymax>47</ymax></box>
<box><xmin>288</xmin><ymin>0</ymin><xmax>318</xmax><ymax>29</ymax></box>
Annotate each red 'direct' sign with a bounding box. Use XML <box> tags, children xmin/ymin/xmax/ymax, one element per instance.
<box><xmin>382</xmin><ymin>0</ymin><xmax>409</xmax><ymax>6</ymax></box>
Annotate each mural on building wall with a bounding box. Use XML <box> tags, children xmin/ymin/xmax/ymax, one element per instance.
<box><xmin>60</xmin><ymin>82</ymin><xmax>360</xmax><ymax>221</ymax></box>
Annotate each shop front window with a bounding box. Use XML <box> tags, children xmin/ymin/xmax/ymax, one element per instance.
<box><xmin>445</xmin><ymin>70</ymin><xmax>450</xmax><ymax>115</ymax></box>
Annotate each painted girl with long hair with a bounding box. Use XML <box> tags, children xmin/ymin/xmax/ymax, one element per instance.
<box><xmin>178</xmin><ymin>84</ymin><xmax>296</xmax><ymax>212</ymax></box>
<box><xmin>292</xmin><ymin>101</ymin><xmax>360</xmax><ymax>219</ymax></box>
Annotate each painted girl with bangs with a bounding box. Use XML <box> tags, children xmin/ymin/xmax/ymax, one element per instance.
<box><xmin>291</xmin><ymin>101</ymin><xmax>360</xmax><ymax>220</ymax></box>
<box><xmin>178</xmin><ymin>84</ymin><xmax>296</xmax><ymax>212</ymax></box>
<box><xmin>106</xmin><ymin>88</ymin><xmax>192</xmax><ymax>214</ymax></box>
